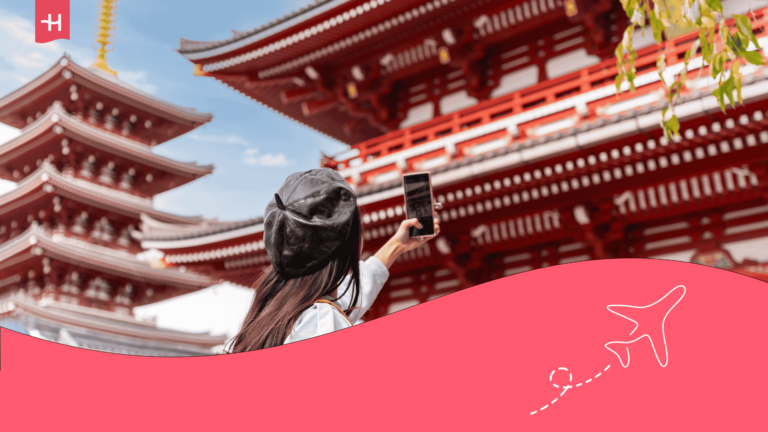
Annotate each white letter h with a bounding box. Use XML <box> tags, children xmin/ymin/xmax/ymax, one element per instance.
<box><xmin>41</xmin><ymin>14</ymin><xmax>61</xmax><ymax>32</ymax></box>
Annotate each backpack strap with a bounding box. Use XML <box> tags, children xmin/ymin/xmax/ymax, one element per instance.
<box><xmin>314</xmin><ymin>299</ymin><xmax>352</xmax><ymax>325</ymax></box>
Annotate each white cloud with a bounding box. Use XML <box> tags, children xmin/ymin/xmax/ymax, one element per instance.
<box><xmin>0</xmin><ymin>10</ymin><xmax>92</xmax><ymax>97</ymax></box>
<box><xmin>189</xmin><ymin>133</ymin><xmax>250</xmax><ymax>146</ymax></box>
<box><xmin>118</xmin><ymin>70</ymin><xmax>159</xmax><ymax>95</ymax></box>
<box><xmin>0</xmin><ymin>124</ymin><xmax>22</xmax><ymax>195</ymax></box>
<box><xmin>0</xmin><ymin>122</ymin><xmax>21</xmax><ymax>145</ymax></box>
<box><xmin>0</xmin><ymin>179</ymin><xmax>16</xmax><ymax>196</ymax></box>
<box><xmin>242</xmin><ymin>148</ymin><xmax>290</xmax><ymax>166</ymax></box>
<box><xmin>133</xmin><ymin>283</ymin><xmax>255</xmax><ymax>341</ymax></box>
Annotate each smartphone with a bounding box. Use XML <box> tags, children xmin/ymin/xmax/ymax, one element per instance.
<box><xmin>402</xmin><ymin>172</ymin><xmax>436</xmax><ymax>240</ymax></box>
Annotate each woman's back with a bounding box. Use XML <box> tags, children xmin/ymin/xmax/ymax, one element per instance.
<box><xmin>228</xmin><ymin>167</ymin><xmax>440</xmax><ymax>352</ymax></box>
<box><xmin>285</xmin><ymin>256</ymin><xmax>389</xmax><ymax>344</ymax></box>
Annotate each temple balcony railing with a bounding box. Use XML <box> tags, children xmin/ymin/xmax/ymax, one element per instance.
<box><xmin>323</xmin><ymin>8</ymin><xmax>768</xmax><ymax>187</ymax></box>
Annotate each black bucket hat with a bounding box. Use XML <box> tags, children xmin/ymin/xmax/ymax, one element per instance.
<box><xmin>264</xmin><ymin>168</ymin><xmax>358</xmax><ymax>278</ymax></box>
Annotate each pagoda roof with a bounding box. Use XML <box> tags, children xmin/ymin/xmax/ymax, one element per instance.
<box><xmin>1</xmin><ymin>293</ymin><xmax>226</xmax><ymax>348</ymax></box>
<box><xmin>138</xmin><ymin>214</ymin><xmax>270</xmax><ymax>278</ymax></box>
<box><xmin>139</xmin><ymin>214</ymin><xmax>264</xmax><ymax>249</ymax></box>
<box><xmin>0</xmin><ymin>163</ymin><xmax>206</xmax><ymax>225</ymax></box>
<box><xmin>0</xmin><ymin>104</ymin><xmax>214</xmax><ymax>187</ymax></box>
<box><xmin>0</xmin><ymin>55</ymin><xmax>212</xmax><ymax>138</ymax></box>
<box><xmin>0</xmin><ymin>225</ymin><xmax>215</xmax><ymax>291</ymax></box>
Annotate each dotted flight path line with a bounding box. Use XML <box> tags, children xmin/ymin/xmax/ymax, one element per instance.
<box><xmin>530</xmin><ymin>364</ymin><xmax>611</xmax><ymax>415</ymax></box>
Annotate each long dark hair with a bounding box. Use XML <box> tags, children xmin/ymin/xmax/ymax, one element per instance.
<box><xmin>226</xmin><ymin>208</ymin><xmax>363</xmax><ymax>352</ymax></box>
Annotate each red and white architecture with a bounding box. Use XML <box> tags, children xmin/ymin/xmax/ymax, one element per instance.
<box><xmin>0</xmin><ymin>55</ymin><xmax>227</xmax><ymax>354</ymax></box>
<box><xmin>161</xmin><ymin>0</ymin><xmax>768</xmax><ymax>321</ymax></box>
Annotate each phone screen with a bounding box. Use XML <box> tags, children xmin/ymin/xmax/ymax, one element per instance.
<box><xmin>404</xmin><ymin>173</ymin><xmax>435</xmax><ymax>237</ymax></box>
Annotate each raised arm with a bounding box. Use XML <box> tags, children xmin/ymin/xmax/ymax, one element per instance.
<box><xmin>335</xmin><ymin>205</ymin><xmax>442</xmax><ymax>322</ymax></box>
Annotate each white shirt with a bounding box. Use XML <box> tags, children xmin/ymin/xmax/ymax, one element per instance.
<box><xmin>284</xmin><ymin>256</ymin><xmax>390</xmax><ymax>344</ymax></box>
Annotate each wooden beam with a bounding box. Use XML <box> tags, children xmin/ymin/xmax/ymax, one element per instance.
<box><xmin>300</xmin><ymin>98</ymin><xmax>338</xmax><ymax>117</ymax></box>
<box><xmin>280</xmin><ymin>87</ymin><xmax>322</xmax><ymax>104</ymax></box>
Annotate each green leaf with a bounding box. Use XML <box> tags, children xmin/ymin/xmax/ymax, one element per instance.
<box><xmin>735</xmin><ymin>15</ymin><xmax>761</xmax><ymax>49</ymax></box>
<box><xmin>625</xmin><ymin>24</ymin><xmax>634</xmax><ymax>41</ymax></box>
<box><xmin>621</xmin><ymin>0</ymin><xmax>638</xmax><ymax>17</ymax></box>
<box><xmin>734</xmin><ymin>14</ymin><xmax>750</xmax><ymax>29</ymax></box>
<box><xmin>615</xmin><ymin>74</ymin><xmax>623</xmax><ymax>94</ymax></box>
<box><xmin>723</xmin><ymin>75</ymin><xmax>735</xmax><ymax>108</ymax></box>
<box><xmin>712</xmin><ymin>86</ymin><xmax>726</xmax><ymax>112</ymax></box>
<box><xmin>665</xmin><ymin>115</ymin><xmax>681</xmax><ymax>137</ymax></box>
<box><xmin>732</xmin><ymin>62</ymin><xmax>743</xmax><ymax>104</ymax></box>
<box><xmin>732</xmin><ymin>33</ymin><xmax>744</xmax><ymax>55</ymax></box>
<box><xmin>700</xmin><ymin>30</ymin><xmax>712</xmax><ymax>61</ymax></box>
<box><xmin>710</xmin><ymin>52</ymin><xmax>722</xmax><ymax>78</ymax></box>
<box><xmin>649</xmin><ymin>10</ymin><xmax>664</xmax><ymax>43</ymax></box>
<box><xmin>704</xmin><ymin>0</ymin><xmax>723</xmax><ymax>13</ymax></box>
<box><xmin>745</xmin><ymin>51</ymin><xmax>765</xmax><ymax>65</ymax></box>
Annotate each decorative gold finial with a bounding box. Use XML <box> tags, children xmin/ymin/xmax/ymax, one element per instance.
<box><xmin>192</xmin><ymin>64</ymin><xmax>207</xmax><ymax>76</ymax></box>
<box><xmin>92</xmin><ymin>0</ymin><xmax>118</xmax><ymax>76</ymax></box>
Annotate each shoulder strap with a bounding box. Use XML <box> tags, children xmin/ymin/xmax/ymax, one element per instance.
<box><xmin>314</xmin><ymin>299</ymin><xmax>352</xmax><ymax>325</ymax></box>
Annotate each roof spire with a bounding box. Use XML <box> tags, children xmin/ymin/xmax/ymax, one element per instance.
<box><xmin>91</xmin><ymin>0</ymin><xmax>118</xmax><ymax>77</ymax></box>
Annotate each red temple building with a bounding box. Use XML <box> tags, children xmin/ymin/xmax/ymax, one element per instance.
<box><xmin>156</xmin><ymin>0</ymin><xmax>768</xmax><ymax>321</ymax></box>
<box><xmin>0</xmin><ymin>4</ymin><xmax>228</xmax><ymax>354</ymax></box>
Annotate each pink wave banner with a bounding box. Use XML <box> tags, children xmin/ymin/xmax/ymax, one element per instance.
<box><xmin>0</xmin><ymin>259</ymin><xmax>765</xmax><ymax>429</ymax></box>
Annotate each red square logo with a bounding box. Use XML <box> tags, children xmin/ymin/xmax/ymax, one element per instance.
<box><xmin>35</xmin><ymin>0</ymin><xmax>70</xmax><ymax>43</ymax></box>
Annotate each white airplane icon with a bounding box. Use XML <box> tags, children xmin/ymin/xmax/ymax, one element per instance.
<box><xmin>604</xmin><ymin>285</ymin><xmax>686</xmax><ymax>368</ymax></box>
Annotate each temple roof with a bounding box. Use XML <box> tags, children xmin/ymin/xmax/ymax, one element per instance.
<box><xmin>0</xmin><ymin>225</ymin><xmax>215</xmax><ymax>291</ymax></box>
<box><xmin>0</xmin><ymin>163</ymin><xmax>206</xmax><ymax>225</ymax></box>
<box><xmin>139</xmin><ymin>214</ymin><xmax>264</xmax><ymax>249</ymax></box>
<box><xmin>0</xmin><ymin>104</ymin><xmax>214</xmax><ymax>188</ymax></box>
<box><xmin>176</xmin><ymin>0</ymin><xmax>600</xmax><ymax>144</ymax></box>
<box><xmin>0</xmin><ymin>293</ymin><xmax>226</xmax><ymax>350</ymax></box>
<box><xmin>178</xmin><ymin>0</ymin><xmax>338</xmax><ymax>57</ymax></box>
<box><xmin>0</xmin><ymin>55</ymin><xmax>212</xmax><ymax>140</ymax></box>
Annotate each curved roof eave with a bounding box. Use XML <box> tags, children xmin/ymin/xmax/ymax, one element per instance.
<box><xmin>0</xmin><ymin>163</ymin><xmax>206</xmax><ymax>225</ymax></box>
<box><xmin>140</xmin><ymin>214</ymin><xmax>265</xmax><ymax>249</ymax></box>
<box><xmin>0</xmin><ymin>55</ymin><xmax>214</xmax><ymax>127</ymax></box>
<box><xmin>0</xmin><ymin>226</ymin><xmax>215</xmax><ymax>291</ymax></box>
<box><xmin>0</xmin><ymin>105</ymin><xmax>215</xmax><ymax>178</ymax></box>
<box><xmin>177</xmin><ymin>0</ymin><xmax>346</xmax><ymax>59</ymax></box>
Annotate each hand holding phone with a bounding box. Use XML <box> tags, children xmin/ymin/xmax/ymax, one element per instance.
<box><xmin>402</xmin><ymin>172</ymin><xmax>437</xmax><ymax>240</ymax></box>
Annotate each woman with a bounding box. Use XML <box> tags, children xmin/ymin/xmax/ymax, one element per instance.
<box><xmin>227</xmin><ymin>168</ymin><xmax>441</xmax><ymax>352</ymax></box>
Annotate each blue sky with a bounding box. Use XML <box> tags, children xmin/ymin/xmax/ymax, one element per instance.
<box><xmin>0</xmin><ymin>0</ymin><xmax>347</xmax><ymax>221</ymax></box>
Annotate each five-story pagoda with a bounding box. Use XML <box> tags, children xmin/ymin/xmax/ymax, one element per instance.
<box><xmin>0</xmin><ymin>2</ymin><xmax>226</xmax><ymax>355</ymax></box>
